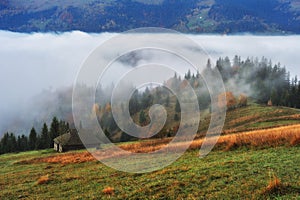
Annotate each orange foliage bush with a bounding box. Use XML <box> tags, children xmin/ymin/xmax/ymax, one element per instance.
<box><xmin>263</xmin><ymin>175</ymin><xmax>284</xmax><ymax>195</ymax></box>
<box><xmin>267</xmin><ymin>176</ymin><xmax>282</xmax><ymax>191</ymax></box>
<box><xmin>238</xmin><ymin>94</ymin><xmax>248</xmax><ymax>107</ymax></box>
<box><xmin>37</xmin><ymin>175</ymin><xmax>50</xmax><ymax>185</ymax></box>
<box><xmin>218</xmin><ymin>92</ymin><xmax>237</xmax><ymax>110</ymax></box>
<box><xmin>105</xmin><ymin>103</ymin><xmax>112</xmax><ymax>113</ymax></box>
<box><xmin>102</xmin><ymin>187</ymin><xmax>114</xmax><ymax>195</ymax></box>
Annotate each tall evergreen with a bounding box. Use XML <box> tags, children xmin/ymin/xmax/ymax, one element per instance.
<box><xmin>10</xmin><ymin>133</ymin><xmax>17</xmax><ymax>152</ymax></box>
<box><xmin>19</xmin><ymin>135</ymin><xmax>28</xmax><ymax>151</ymax></box>
<box><xmin>59</xmin><ymin>120</ymin><xmax>69</xmax><ymax>136</ymax></box>
<box><xmin>41</xmin><ymin>123</ymin><xmax>50</xmax><ymax>149</ymax></box>
<box><xmin>165</xmin><ymin>94</ymin><xmax>170</xmax><ymax>107</ymax></box>
<box><xmin>175</xmin><ymin>99</ymin><xmax>181</xmax><ymax>113</ymax></box>
<box><xmin>139</xmin><ymin>111</ymin><xmax>147</xmax><ymax>125</ymax></box>
<box><xmin>129</xmin><ymin>90</ymin><xmax>140</xmax><ymax>115</ymax></box>
<box><xmin>29</xmin><ymin>127</ymin><xmax>37</xmax><ymax>150</ymax></box>
<box><xmin>49</xmin><ymin>117</ymin><xmax>59</xmax><ymax>147</ymax></box>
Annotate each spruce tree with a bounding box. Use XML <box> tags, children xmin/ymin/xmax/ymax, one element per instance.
<box><xmin>41</xmin><ymin>123</ymin><xmax>50</xmax><ymax>149</ymax></box>
<box><xmin>29</xmin><ymin>127</ymin><xmax>37</xmax><ymax>150</ymax></box>
<box><xmin>139</xmin><ymin>111</ymin><xmax>147</xmax><ymax>125</ymax></box>
<box><xmin>10</xmin><ymin>133</ymin><xmax>17</xmax><ymax>152</ymax></box>
<box><xmin>20</xmin><ymin>135</ymin><xmax>28</xmax><ymax>151</ymax></box>
<box><xmin>174</xmin><ymin>114</ymin><xmax>180</xmax><ymax>121</ymax></box>
<box><xmin>49</xmin><ymin>117</ymin><xmax>59</xmax><ymax>147</ymax></box>
<box><xmin>175</xmin><ymin>99</ymin><xmax>181</xmax><ymax>113</ymax></box>
<box><xmin>165</xmin><ymin>94</ymin><xmax>170</xmax><ymax>107</ymax></box>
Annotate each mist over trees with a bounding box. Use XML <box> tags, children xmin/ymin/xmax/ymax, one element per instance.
<box><xmin>1</xmin><ymin>55</ymin><xmax>300</xmax><ymax>152</ymax></box>
<box><xmin>214</xmin><ymin>55</ymin><xmax>299</xmax><ymax>108</ymax></box>
<box><xmin>97</xmin><ymin>55</ymin><xmax>300</xmax><ymax>142</ymax></box>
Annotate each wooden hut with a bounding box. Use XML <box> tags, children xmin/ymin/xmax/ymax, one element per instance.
<box><xmin>53</xmin><ymin>129</ymin><xmax>100</xmax><ymax>152</ymax></box>
<box><xmin>267</xmin><ymin>99</ymin><xmax>273</xmax><ymax>106</ymax></box>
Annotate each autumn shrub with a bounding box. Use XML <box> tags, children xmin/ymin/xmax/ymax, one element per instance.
<box><xmin>263</xmin><ymin>175</ymin><xmax>286</xmax><ymax>196</ymax></box>
<box><xmin>102</xmin><ymin>187</ymin><xmax>114</xmax><ymax>195</ymax></box>
<box><xmin>37</xmin><ymin>175</ymin><xmax>50</xmax><ymax>185</ymax></box>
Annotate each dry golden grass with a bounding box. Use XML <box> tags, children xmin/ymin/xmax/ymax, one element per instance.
<box><xmin>37</xmin><ymin>174</ymin><xmax>50</xmax><ymax>185</ymax></box>
<box><xmin>220</xmin><ymin>124</ymin><xmax>300</xmax><ymax>151</ymax></box>
<box><xmin>18</xmin><ymin>152</ymin><xmax>95</xmax><ymax>165</ymax></box>
<box><xmin>42</xmin><ymin>152</ymin><xmax>94</xmax><ymax>164</ymax></box>
<box><xmin>262</xmin><ymin>175</ymin><xmax>286</xmax><ymax>195</ymax></box>
<box><xmin>270</xmin><ymin>114</ymin><xmax>300</xmax><ymax>121</ymax></box>
<box><xmin>228</xmin><ymin>114</ymin><xmax>260</xmax><ymax>127</ymax></box>
<box><xmin>19</xmin><ymin>124</ymin><xmax>300</xmax><ymax>165</ymax></box>
<box><xmin>224</xmin><ymin>109</ymin><xmax>300</xmax><ymax>134</ymax></box>
<box><xmin>119</xmin><ymin>138</ymin><xmax>171</xmax><ymax>153</ymax></box>
<box><xmin>266</xmin><ymin>176</ymin><xmax>282</xmax><ymax>191</ymax></box>
<box><xmin>102</xmin><ymin>187</ymin><xmax>114</xmax><ymax>195</ymax></box>
<box><xmin>290</xmin><ymin>134</ymin><xmax>300</xmax><ymax>146</ymax></box>
<box><xmin>125</xmin><ymin>124</ymin><xmax>300</xmax><ymax>153</ymax></box>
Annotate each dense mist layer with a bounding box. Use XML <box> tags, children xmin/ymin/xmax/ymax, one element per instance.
<box><xmin>1</xmin><ymin>31</ymin><xmax>300</xmax><ymax>135</ymax></box>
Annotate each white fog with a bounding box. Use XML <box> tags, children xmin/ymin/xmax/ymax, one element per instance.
<box><xmin>1</xmin><ymin>30</ymin><xmax>300</xmax><ymax>135</ymax></box>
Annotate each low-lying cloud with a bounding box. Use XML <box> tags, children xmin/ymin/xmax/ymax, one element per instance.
<box><xmin>0</xmin><ymin>30</ymin><xmax>300</xmax><ymax>135</ymax></box>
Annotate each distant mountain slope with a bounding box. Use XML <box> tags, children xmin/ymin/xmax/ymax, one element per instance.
<box><xmin>1</xmin><ymin>0</ymin><xmax>300</xmax><ymax>33</ymax></box>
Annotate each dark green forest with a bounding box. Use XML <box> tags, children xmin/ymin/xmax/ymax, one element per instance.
<box><xmin>1</xmin><ymin>0</ymin><xmax>300</xmax><ymax>34</ymax></box>
<box><xmin>0</xmin><ymin>117</ymin><xmax>69</xmax><ymax>154</ymax></box>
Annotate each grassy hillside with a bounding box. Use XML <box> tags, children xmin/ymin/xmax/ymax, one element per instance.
<box><xmin>0</xmin><ymin>146</ymin><xmax>299</xmax><ymax>199</ymax></box>
<box><xmin>198</xmin><ymin>103</ymin><xmax>300</xmax><ymax>136</ymax></box>
<box><xmin>129</xmin><ymin>102</ymin><xmax>300</xmax><ymax>140</ymax></box>
<box><xmin>1</xmin><ymin>104</ymin><xmax>300</xmax><ymax>199</ymax></box>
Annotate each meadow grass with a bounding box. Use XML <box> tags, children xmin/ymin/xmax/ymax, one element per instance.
<box><xmin>0</xmin><ymin>144</ymin><xmax>299</xmax><ymax>199</ymax></box>
<box><xmin>1</xmin><ymin>104</ymin><xmax>300</xmax><ymax>199</ymax></box>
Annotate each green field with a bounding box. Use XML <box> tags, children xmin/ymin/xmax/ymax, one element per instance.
<box><xmin>0</xmin><ymin>146</ymin><xmax>300</xmax><ymax>199</ymax></box>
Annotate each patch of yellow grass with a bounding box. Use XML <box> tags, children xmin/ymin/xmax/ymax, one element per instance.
<box><xmin>120</xmin><ymin>124</ymin><xmax>300</xmax><ymax>153</ymax></box>
<box><xmin>228</xmin><ymin>114</ymin><xmax>260</xmax><ymax>126</ymax></box>
<box><xmin>220</xmin><ymin>124</ymin><xmax>300</xmax><ymax>151</ymax></box>
<box><xmin>19</xmin><ymin>124</ymin><xmax>300</xmax><ymax>165</ymax></box>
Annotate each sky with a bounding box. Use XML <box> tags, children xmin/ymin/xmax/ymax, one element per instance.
<box><xmin>0</xmin><ymin>31</ymin><xmax>300</xmax><ymax>134</ymax></box>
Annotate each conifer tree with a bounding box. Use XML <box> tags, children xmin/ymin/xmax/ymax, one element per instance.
<box><xmin>29</xmin><ymin>127</ymin><xmax>37</xmax><ymax>150</ymax></box>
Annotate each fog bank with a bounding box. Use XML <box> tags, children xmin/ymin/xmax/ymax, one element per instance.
<box><xmin>0</xmin><ymin>31</ymin><xmax>299</xmax><ymax>135</ymax></box>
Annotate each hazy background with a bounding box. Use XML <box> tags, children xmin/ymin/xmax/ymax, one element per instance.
<box><xmin>1</xmin><ymin>31</ymin><xmax>300</xmax><ymax>135</ymax></box>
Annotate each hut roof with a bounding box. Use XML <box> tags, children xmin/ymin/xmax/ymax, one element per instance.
<box><xmin>53</xmin><ymin>129</ymin><xmax>82</xmax><ymax>146</ymax></box>
<box><xmin>53</xmin><ymin>129</ymin><xmax>101</xmax><ymax>147</ymax></box>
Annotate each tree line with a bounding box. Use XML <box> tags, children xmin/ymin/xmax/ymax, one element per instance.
<box><xmin>95</xmin><ymin>55</ymin><xmax>300</xmax><ymax>142</ymax></box>
<box><xmin>0</xmin><ymin>117</ymin><xmax>69</xmax><ymax>154</ymax></box>
<box><xmin>213</xmin><ymin>55</ymin><xmax>300</xmax><ymax>108</ymax></box>
<box><xmin>1</xmin><ymin>55</ymin><xmax>300</xmax><ymax>150</ymax></box>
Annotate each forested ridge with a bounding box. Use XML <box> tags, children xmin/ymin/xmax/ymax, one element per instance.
<box><xmin>1</xmin><ymin>0</ymin><xmax>300</xmax><ymax>34</ymax></box>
